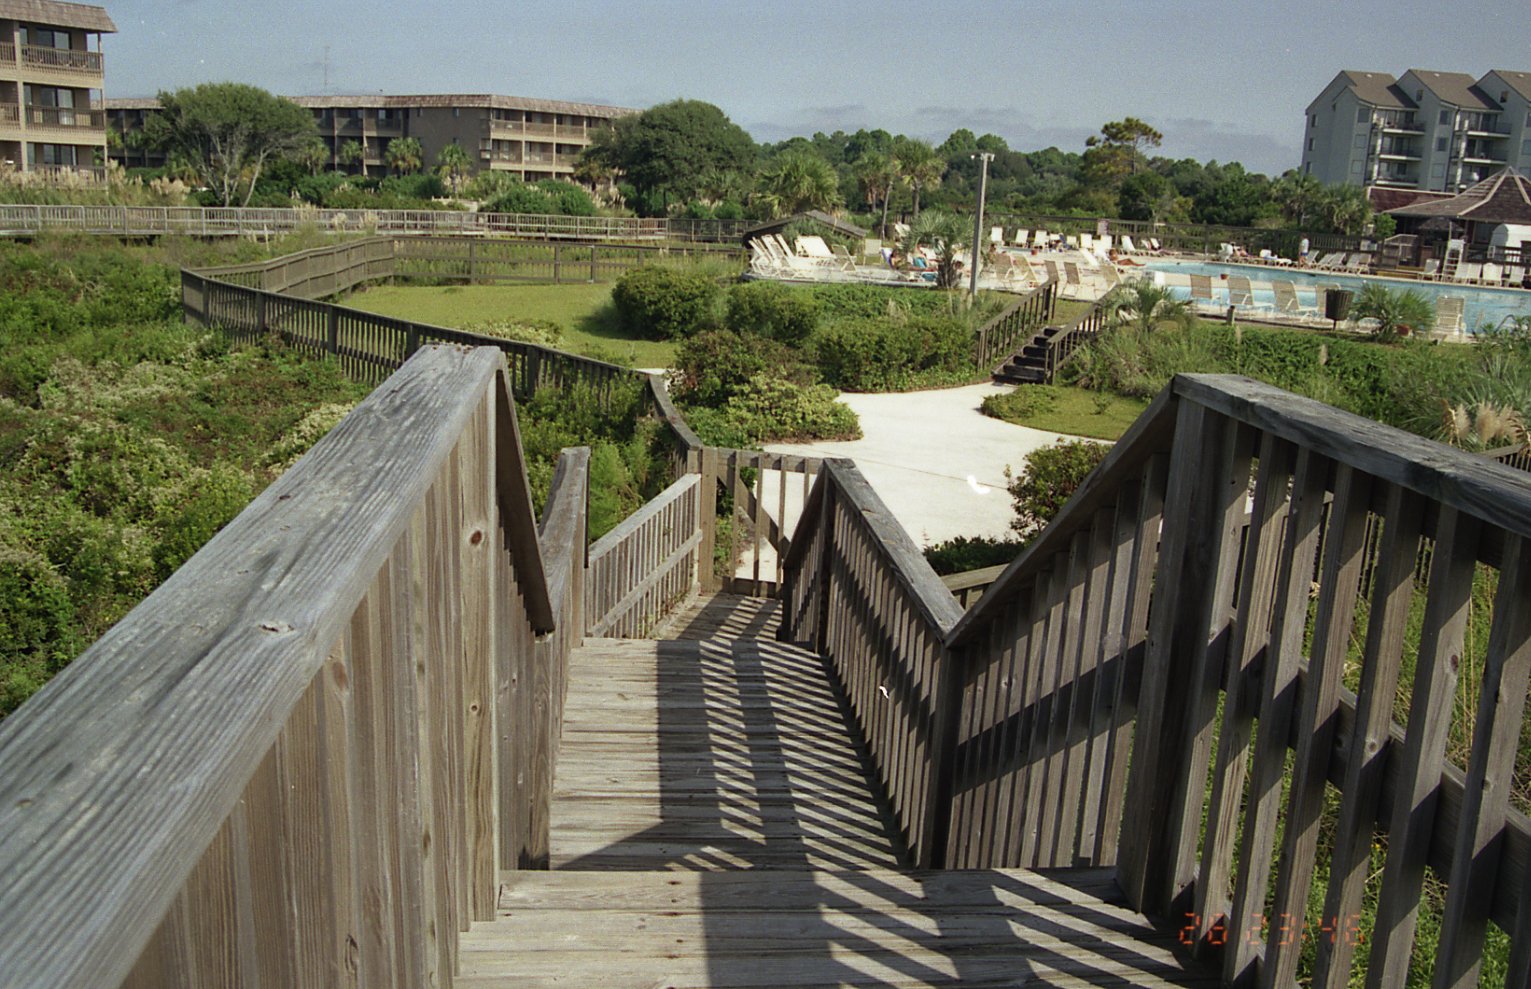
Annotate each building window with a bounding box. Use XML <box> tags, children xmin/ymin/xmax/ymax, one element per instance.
<box><xmin>1307</xmin><ymin>137</ymin><xmax>1314</xmax><ymax>151</ymax></box>
<box><xmin>1310</xmin><ymin>114</ymin><xmax>1317</xmax><ymax>128</ymax></box>
<box><xmin>1353</xmin><ymin>132</ymin><xmax>1367</xmax><ymax>148</ymax></box>
<box><xmin>1416</xmin><ymin>89</ymin><xmax>1423</xmax><ymax>101</ymax></box>
<box><xmin>1440</xmin><ymin>109</ymin><xmax>1451</xmax><ymax>126</ymax></box>
<box><xmin>453</xmin><ymin>108</ymin><xmax>460</xmax><ymax>117</ymax></box>
<box><xmin>1502</xmin><ymin>91</ymin><xmax>1509</xmax><ymax>103</ymax></box>
<box><xmin>1304</xmin><ymin>161</ymin><xmax>1311</xmax><ymax>174</ymax></box>
<box><xmin>1357</xmin><ymin>107</ymin><xmax>1370</xmax><ymax>123</ymax></box>
<box><xmin>22</xmin><ymin>27</ymin><xmax>70</xmax><ymax>48</ymax></box>
<box><xmin>1437</xmin><ymin>136</ymin><xmax>1448</xmax><ymax>152</ymax></box>
<box><xmin>1522</xmin><ymin>138</ymin><xmax>1531</xmax><ymax>156</ymax></box>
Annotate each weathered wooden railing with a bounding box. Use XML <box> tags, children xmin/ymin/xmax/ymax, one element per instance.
<box><xmin>0</xmin><ymin>345</ymin><xmax>591</xmax><ymax>988</ymax></box>
<box><xmin>0</xmin><ymin>203</ymin><xmax>751</xmax><ymax>242</ymax></box>
<box><xmin>779</xmin><ymin>460</ymin><xmax>966</xmax><ymax>865</ymax></box>
<box><xmin>586</xmin><ymin>473</ymin><xmax>704</xmax><ymax>637</ymax></box>
<box><xmin>781</xmin><ymin>372</ymin><xmax>1531</xmax><ymax>986</ymax></box>
<box><xmin>940</xmin><ymin>564</ymin><xmax>1008</xmax><ymax>608</ymax></box>
<box><xmin>1040</xmin><ymin>298</ymin><xmax>1107</xmax><ymax>382</ymax></box>
<box><xmin>971</xmin><ymin>277</ymin><xmax>1058</xmax><ymax>369</ymax></box>
<box><xmin>695</xmin><ymin>447</ymin><xmax>824</xmax><ymax>597</ymax></box>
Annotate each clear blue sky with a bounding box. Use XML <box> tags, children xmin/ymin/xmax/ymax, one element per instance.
<box><xmin>105</xmin><ymin>0</ymin><xmax>1526</xmax><ymax>176</ymax></box>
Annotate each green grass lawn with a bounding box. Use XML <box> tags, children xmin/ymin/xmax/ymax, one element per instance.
<box><xmin>981</xmin><ymin>384</ymin><xmax>1148</xmax><ymax>440</ymax></box>
<box><xmin>341</xmin><ymin>283</ymin><xmax>678</xmax><ymax>368</ymax></box>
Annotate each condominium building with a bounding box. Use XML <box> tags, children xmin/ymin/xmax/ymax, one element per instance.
<box><xmin>109</xmin><ymin>93</ymin><xmax>638</xmax><ymax>182</ymax></box>
<box><xmin>1302</xmin><ymin>69</ymin><xmax>1531</xmax><ymax>192</ymax></box>
<box><xmin>0</xmin><ymin>0</ymin><xmax>115</xmax><ymax>174</ymax></box>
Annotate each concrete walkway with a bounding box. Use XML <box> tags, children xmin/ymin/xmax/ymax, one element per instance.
<box><xmin>766</xmin><ymin>382</ymin><xmax>1076</xmax><ymax>547</ymax></box>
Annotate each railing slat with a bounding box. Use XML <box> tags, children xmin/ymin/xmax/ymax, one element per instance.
<box><xmin>1366</xmin><ymin>507</ymin><xmax>1483</xmax><ymax>988</ymax></box>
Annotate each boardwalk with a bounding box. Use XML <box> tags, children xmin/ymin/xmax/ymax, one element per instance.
<box><xmin>457</xmin><ymin>596</ymin><xmax>1211</xmax><ymax>987</ymax></box>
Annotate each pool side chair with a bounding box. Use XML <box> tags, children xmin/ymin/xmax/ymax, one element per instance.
<box><xmin>1454</xmin><ymin>262</ymin><xmax>1483</xmax><ymax>285</ymax></box>
<box><xmin>1121</xmin><ymin>235</ymin><xmax>1137</xmax><ymax>254</ymax></box>
<box><xmin>1481</xmin><ymin>262</ymin><xmax>1503</xmax><ymax>286</ymax></box>
<box><xmin>1033</xmin><ymin>230</ymin><xmax>1049</xmax><ymax>249</ymax></box>
<box><xmin>1013</xmin><ymin>228</ymin><xmax>1029</xmax><ymax>247</ymax></box>
<box><xmin>991</xmin><ymin>226</ymin><xmax>1005</xmax><ymax>245</ymax></box>
<box><xmin>1228</xmin><ymin>275</ymin><xmax>1253</xmax><ymax>306</ymax></box>
<box><xmin>1272</xmin><ymin>280</ymin><xmax>1300</xmax><ymax>313</ymax></box>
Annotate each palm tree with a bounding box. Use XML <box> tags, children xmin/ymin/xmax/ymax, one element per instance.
<box><xmin>755</xmin><ymin>151</ymin><xmax>842</xmax><ymax>219</ymax></box>
<box><xmin>383</xmin><ymin>136</ymin><xmax>424</xmax><ymax>176</ymax></box>
<box><xmin>853</xmin><ymin>151</ymin><xmax>899</xmax><ymax>239</ymax></box>
<box><xmin>894</xmin><ymin>138</ymin><xmax>943</xmax><ymax>220</ymax></box>
<box><xmin>337</xmin><ymin>139</ymin><xmax>364</xmax><ymax>177</ymax></box>
<box><xmin>902</xmin><ymin>210</ymin><xmax>967</xmax><ymax>288</ymax></box>
<box><xmin>1349</xmin><ymin>283</ymin><xmax>1434</xmax><ymax>341</ymax></box>
<box><xmin>293</xmin><ymin>139</ymin><xmax>328</xmax><ymax>177</ymax></box>
<box><xmin>1100</xmin><ymin>280</ymin><xmax>1195</xmax><ymax>335</ymax></box>
<box><xmin>436</xmin><ymin>143</ymin><xmax>472</xmax><ymax>195</ymax></box>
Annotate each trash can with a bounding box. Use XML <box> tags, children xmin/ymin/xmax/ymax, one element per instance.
<box><xmin>1324</xmin><ymin>289</ymin><xmax>1354</xmax><ymax>323</ymax></box>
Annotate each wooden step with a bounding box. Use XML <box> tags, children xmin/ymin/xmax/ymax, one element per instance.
<box><xmin>456</xmin><ymin>869</ymin><xmax>1215</xmax><ymax>987</ymax></box>
<box><xmin>552</xmin><ymin>637</ymin><xmax>904</xmax><ymax>871</ymax></box>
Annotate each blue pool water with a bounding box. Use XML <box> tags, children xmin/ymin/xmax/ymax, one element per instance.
<box><xmin>1140</xmin><ymin>260</ymin><xmax>1531</xmax><ymax>333</ymax></box>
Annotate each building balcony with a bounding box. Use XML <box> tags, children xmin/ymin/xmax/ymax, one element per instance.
<box><xmin>18</xmin><ymin>45</ymin><xmax>103</xmax><ymax>76</ymax></box>
<box><xmin>24</xmin><ymin>105</ymin><xmax>105</xmax><ymax>130</ymax></box>
<box><xmin>480</xmin><ymin>149</ymin><xmax>523</xmax><ymax>164</ymax></box>
<box><xmin>1377</xmin><ymin>152</ymin><xmax>1421</xmax><ymax>162</ymax></box>
<box><xmin>0</xmin><ymin>42</ymin><xmax>13</xmax><ymax>64</ymax></box>
<box><xmin>1380</xmin><ymin>125</ymin><xmax>1424</xmax><ymax>136</ymax></box>
<box><xmin>490</xmin><ymin>120</ymin><xmax>559</xmax><ymax>139</ymax></box>
<box><xmin>1373</xmin><ymin>175</ymin><xmax>1419</xmax><ymax>188</ymax></box>
<box><xmin>1464</xmin><ymin>127</ymin><xmax>1509</xmax><ymax>138</ymax></box>
<box><xmin>1463</xmin><ymin>154</ymin><xmax>1507</xmax><ymax>165</ymax></box>
<box><xmin>0</xmin><ymin>101</ymin><xmax>17</xmax><ymax>126</ymax></box>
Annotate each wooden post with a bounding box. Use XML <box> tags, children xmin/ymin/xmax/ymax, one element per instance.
<box><xmin>812</xmin><ymin>476</ymin><xmax>837</xmax><ymax>655</ymax></box>
<box><xmin>553</xmin><ymin>242</ymin><xmax>562</xmax><ymax>284</ymax></box>
<box><xmin>326</xmin><ymin>305</ymin><xmax>339</xmax><ymax>355</ymax></box>
<box><xmin>697</xmin><ymin>447</ymin><xmax>719</xmax><ymax>593</ymax></box>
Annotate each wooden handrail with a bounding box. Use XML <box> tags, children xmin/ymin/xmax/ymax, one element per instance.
<box><xmin>0</xmin><ymin>346</ymin><xmax>570</xmax><ymax>987</ymax></box>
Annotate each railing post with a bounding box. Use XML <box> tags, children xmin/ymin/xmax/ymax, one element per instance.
<box><xmin>327</xmin><ymin>304</ymin><xmax>340</xmax><ymax>355</ymax></box>
<box><xmin>919</xmin><ymin>642</ymin><xmax>963</xmax><ymax>869</ymax></box>
<box><xmin>553</xmin><ymin>242</ymin><xmax>562</xmax><ymax>284</ymax></box>
<box><xmin>697</xmin><ymin>447</ymin><xmax>719</xmax><ymax>593</ymax></box>
<box><xmin>812</xmin><ymin>477</ymin><xmax>836</xmax><ymax>655</ymax></box>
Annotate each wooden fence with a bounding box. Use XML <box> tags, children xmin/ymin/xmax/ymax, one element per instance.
<box><xmin>586</xmin><ymin>473</ymin><xmax>704</xmax><ymax>637</ymax></box>
<box><xmin>0</xmin><ymin>346</ymin><xmax>584</xmax><ymax>988</ymax></box>
<box><xmin>0</xmin><ymin>203</ymin><xmax>750</xmax><ymax>242</ymax></box>
<box><xmin>781</xmin><ymin>372</ymin><xmax>1531</xmax><ymax>986</ymax></box>
<box><xmin>971</xmin><ymin>278</ymin><xmax>1058</xmax><ymax>370</ymax></box>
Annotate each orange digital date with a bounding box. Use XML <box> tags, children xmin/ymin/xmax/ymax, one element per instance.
<box><xmin>1178</xmin><ymin>912</ymin><xmax>1364</xmax><ymax>947</ymax></box>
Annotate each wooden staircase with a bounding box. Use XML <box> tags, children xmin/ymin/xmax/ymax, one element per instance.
<box><xmin>992</xmin><ymin>324</ymin><xmax>1060</xmax><ymax>385</ymax></box>
<box><xmin>456</xmin><ymin>598</ymin><xmax>1210</xmax><ymax>988</ymax></box>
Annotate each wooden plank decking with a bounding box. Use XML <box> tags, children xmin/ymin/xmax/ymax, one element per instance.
<box><xmin>458</xmin><ymin>595</ymin><xmax>1211</xmax><ymax>987</ymax></box>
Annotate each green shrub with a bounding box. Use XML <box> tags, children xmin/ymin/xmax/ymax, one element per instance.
<box><xmin>726</xmin><ymin>281</ymin><xmax>820</xmax><ymax>345</ymax></box>
<box><xmin>379</xmin><ymin>173</ymin><xmax>449</xmax><ymax>201</ymax></box>
<box><xmin>0</xmin><ymin>541</ymin><xmax>78</xmax><ymax>716</ymax></box>
<box><xmin>151</xmin><ymin>463</ymin><xmax>255</xmax><ymax>578</ymax></box>
<box><xmin>462</xmin><ymin>318</ymin><xmax>564</xmax><ymax>348</ymax></box>
<box><xmin>717</xmin><ymin>374</ymin><xmax>860</xmax><ymax>444</ymax></box>
<box><xmin>534</xmin><ymin>179</ymin><xmax>597</xmax><ymax>217</ymax></box>
<box><xmin>611</xmin><ymin>265</ymin><xmax>721</xmax><ymax>340</ymax></box>
<box><xmin>980</xmin><ymin>385</ymin><xmax>1060</xmax><ymax>421</ymax></box>
<box><xmin>924</xmin><ymin>535</ymin><xmax>1024</xmax><ymax>575</ymax></box>
<box><xmin>812</xmin><ymin>313</ymin><xmax>972</xmax><ymax>391</ymax></box>
<box><xmin>484</xmin><ymin>181</ymin><xmax>556</xmax><ymax>215</ymax></box>
<box><xmin>1007</xmin><ymin>439</ymin><xmax>1110</xmax><ymax>539</ymax></box>
<box><xmin>670</xmin><ymin>330</ymin><xmax>816</xmax><ymax>408</ymax></box>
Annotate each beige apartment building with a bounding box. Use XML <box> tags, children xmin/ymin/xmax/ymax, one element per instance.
<box><xmin>0</xmin><ymin>0</ymin><xmax>115</xmax><ymax>174</ymax></box>
<box><xmin>110</xmin><ymin>92</ymin><xmax>637</xmax><ymax>182</ymax></box>
<box><xmin>1302</xmin><ymin>69</ymin><xmax>1531</xmax><ymax>192</ymax></box>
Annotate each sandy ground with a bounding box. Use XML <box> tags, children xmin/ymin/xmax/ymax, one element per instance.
<box><xmin>765</xmin><ymin>382</ymin><xmax>1074</xmax><ymax>548</ymax></box>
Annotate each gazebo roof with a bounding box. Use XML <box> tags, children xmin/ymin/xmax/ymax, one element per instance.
<box><xmin>741</xmin><ymin>210</ymin><xmax>868</xmax><ymax>241</ymax></box>
<box><xmin>1388</xmin><ymin>168</ymin><xmax>1531</xmax><ymax>225</ymax></box>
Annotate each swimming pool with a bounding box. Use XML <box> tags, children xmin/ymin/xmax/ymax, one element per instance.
<box><xmin>1140</xmin><ymin>259</ymin><xmax>1531</xmax><ymax>334</ymax></box>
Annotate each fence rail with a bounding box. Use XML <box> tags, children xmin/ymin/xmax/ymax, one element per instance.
<box><xmin>586</xmin><ymin>474</ymin><xmax>704</xmax><ymax>637</ymax></box>
<box><xmin>1041</xmin><ymin>299</ymin><xmax>1108</xmax><ymax>381</ymax></box>
<box><xmin>0</xmin><ymin>346</ymin><xmax>578</xmax><ymax>988</ymax></box>
<box><xmin>0</xmin><ymin>203</ymin><xmax>751</xmax><ymax>242</ymax></box>
<box><xmin>781</xmin><ymin>371</ymin><xmax>1531</xmax><ymax>986</ymax></box>
<box><xmin>971</xmin><ymin>278</ymin><xmax>1057</xmax><ymax>370</ymax></box>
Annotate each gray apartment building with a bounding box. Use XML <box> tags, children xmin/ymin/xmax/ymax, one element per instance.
<box><xmin>0</xmin><ymin>0</ymin><xmax>115</xmax><ymax>174</ymax></box>
<box><xmin>1302</xmin><ymin>69</ymin><xmax>1531</xmax><ymax>192</ymax></box>
<box><xmin>110</xmin><ymin>92</ymin><xmax>637</xmax><ymax>183</ymax></box>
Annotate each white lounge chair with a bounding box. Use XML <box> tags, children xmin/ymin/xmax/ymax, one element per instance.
<box><xmin>1033</xmin><ymin>230</ymin><xmax>1049</xmax><ymax>249</ymax></box>
<box><xmin>1272</xmin><ymin>281</ymin><xmax>1300</xmax><ymax>313</ymax></box>
<box><xmin>990</xmin><ymin>226</ymin><xmax>1004</xmax><ymax>245</ymax></box>
<box><xmin>1481</xmin><ymin>262</ymin><xmax>1503</xmax><ymax>286</ymax></box>
<box><xmin>1121</xmin><ymin>235</ymin><xmax>1137</xmax><ymax>254</ymax></box>
<box><xmin>1098</xmin><ymin>234</ymin><xmax>1113</xmax><ymax>253</ymax></box>
<box><xmin>1079</xmin><ymin>233</ymin><xmax>1095</xmax><ymax>253</ymax></box>
<box><xmin>1013</xmin><ymin>228</ymin><xmax>1029</xmax><ymax>247</ymax></box>
<box><xmin>1454</xmin><ymin>262</ymin><xmax>1483</xmax><ymax>285</ymax></box>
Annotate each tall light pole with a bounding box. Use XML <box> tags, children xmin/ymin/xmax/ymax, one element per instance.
<box><xmin>968</xmin><ymin>151</ymin><xmax>994</xmax><ymax>297</ymax></box>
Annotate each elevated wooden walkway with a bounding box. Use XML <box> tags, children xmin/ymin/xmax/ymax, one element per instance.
<box><xmin>458</xmin><ymin>596</ymin><xmax>1210</xmax><ymax>987</ymax></box>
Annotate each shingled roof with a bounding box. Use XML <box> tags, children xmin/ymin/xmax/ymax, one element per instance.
<box><xmin>0</xmin><ymin>0</ymin><xmax>114</xmax><ymax>32</ymax></box>
<box><xmin>1339</xmin><ymin>71</ymin><xmax>1415</xmax><ymax>109</ymax></box>
<box><xmin>1388</xmin><ymin>168</ymin><xmax>1531</xmax><ymax>224</ymax></box>
<box><xmin>1404</xmin><ymin>70</ymin><xmax>1500</xmax><ymax>110</ymax></box>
